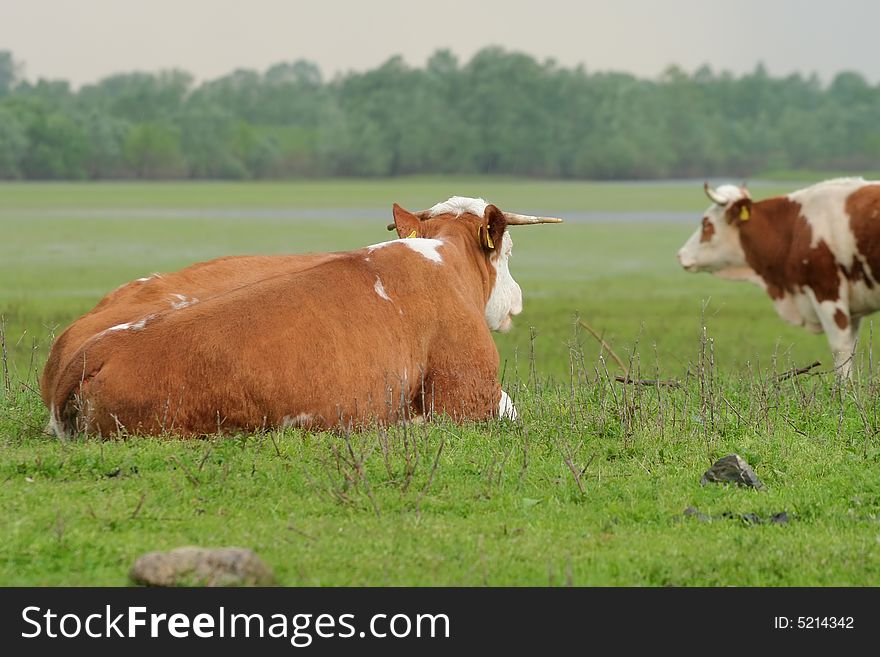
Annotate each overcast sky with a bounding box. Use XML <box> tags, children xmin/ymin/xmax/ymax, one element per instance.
<box><xmin>3</xmin><ymin>0</ymin><xmax>879</xmax><ymax>87</ymax></box>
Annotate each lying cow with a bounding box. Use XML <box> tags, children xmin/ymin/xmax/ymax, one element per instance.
<box><xmin>40</xmin><ymin>252</ymin><xmax>342</xmax><ymax>414</ymax></box>
<box><xmin>49</xmin><ymin>197</ymin><xmax>561</xmax><ymax>437</ymax></box>
<box><xmin>677</xmin><ymin>178</ymin><xmax>880</xmax><ymax>376</ymax></box>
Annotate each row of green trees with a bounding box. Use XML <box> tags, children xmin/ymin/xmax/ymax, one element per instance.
<box><xmin>1</xmin><ymin>48</ymin><xmax>878</xmax><ymax>180</ymax></box>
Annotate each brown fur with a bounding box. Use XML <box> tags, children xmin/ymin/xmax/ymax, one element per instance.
<box><xmin>834</xmin><ymin>309</ymin><xmax>849</xmax><ymax>329</ymax></box>
<box><xmin>734</xmin><ymin>197</ymin><xmax>840</xmax><ymax>302</ymax></box>
<box><xmin>53</xmin><ymin>208</ymin><xmax>509</xmax><ymax>437</ymax></box>
<box><xmin>847</xmin><ymin>185</ymin><xmax>880</xmax><ymax>286</ymax></box>
<box><xmin>40</xmin><ymin>253</ymin><xmax>341</xmax><ymax>410</ymax></box>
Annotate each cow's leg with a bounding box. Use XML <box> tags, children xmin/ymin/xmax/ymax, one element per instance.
<box><xmin>808</xmin><ymin>288</ymin><xmax>856</xmax><ymax>378</ymax></box>
<box><xmin>419</xmin><ymin>329</ymin><xmax>506</xmax><ymax>421</ymax></box>
<box><xmin>418</xmin><ymin>367</ymin><xmax>502</xmax><ymax>421</ymax></box>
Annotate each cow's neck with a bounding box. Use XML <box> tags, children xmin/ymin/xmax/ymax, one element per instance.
<box><xmin>713</xmin><ymin>266</ymin><xmax>765</xmax><ymax>287</ymax></box>
<box><xmin>434</xmin><ymin>227</ymin><xmax>496</xmax><ymax>311</ymax></box>
<box><xmin>737</xmin><ymin>196</ymin><xmax>803</xmax><ymax>300</ymax></box>
<box><xmin>461</xmin><ymin>240</ymin><xmax>497</xmax><ymax>310</ymax></box>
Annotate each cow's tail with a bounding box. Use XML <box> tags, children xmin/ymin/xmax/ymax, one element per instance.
<box><xmin>50</xmin><ymin>341</ymin><xmax>106</xmax><ymax>439</ymax></box>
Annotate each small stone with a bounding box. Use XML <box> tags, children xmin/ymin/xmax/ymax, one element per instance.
<box><xmin>129</xmin><ymin>546</ymin><xmax>275</xmax><ymax>587</ymax></box>
<box><xmin>771</xmin><ymin>511</ymin><xmax>789</xmax><ymax>524</ymax></box>
<box><xmin>738</xmin><ymin>512</ymin><xmax>763</xmax><ymax>524</ymax></box>
<box><xmin>701</xmin><ymin>454</ymin><xmax>765</xmax><ymax>490</ymax></box>
<box><xmin>683</xmin><ymin>506</ymin><xmax>712</xmax><ymax>522</ymax></box>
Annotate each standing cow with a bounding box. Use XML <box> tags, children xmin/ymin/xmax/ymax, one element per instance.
<box><xmin>677</xmin><ymin>178</ymin><xmax>880</xmax><ymax>376</ymax></box>
<box><xmin>49</xmin><ymin>197</ymin><xmax>561</xmax><ymax>437</ymax></box>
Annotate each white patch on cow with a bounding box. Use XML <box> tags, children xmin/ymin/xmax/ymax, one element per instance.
<box><xmin>485</xmin><ymin>231</ymin><xmax>523</xmax><ymax>332</ymax></box>
<box><xmin>104</xmin><ymin>314</ymin><xmax>156</xmax><ymax>334</ymax></box>
<box><xmin>789</xmin><ymin>178</ymin><xmax>870</xmax><ymax>269</ymax></box>
<box><xmin>428</xmin><ymin>196</ymin><xmax>489</xmax><ymax>218</ymax></box>
<box><xmin>374</xmin><ymin>277</ymin><xmax>391</xmax><ymax>302</ymax></box>
<box><xmin>48</xmin><ymin>403</ymin><xmax>66</xmax><ymax>440</ymax></box>
<box><xmin>282</xmin><ymin>413</ymin><xmax>313</xmax><ymax>428</ymax></box>
<box><xmin>169</xmin><ymin>293</ymin><xmax>199</xmax><ymax>309</ymax></box>
<box><xmin>677</xmin><ymin>184</ymin><xmax>750</xmax><ymax>276</ymax></box>
<box><xmin>136</xmin><ymin>273</ymin><xmax>161</xmax><ymax>283</ymax></box>
<box><xmin>498</xmin><ymin>390</ymin><xmax>518</xmax><ymax>421</ymax></box>
<box><xmin>367</xmin><ymin>238</ymin><xmax>444</xmax><ymax>263</ymax></box>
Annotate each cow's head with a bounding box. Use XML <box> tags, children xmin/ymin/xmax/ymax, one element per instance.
<box><xmin>677</xmin><ymin>183</ymin><xmax>753</xmax><ymax>274</ymax></box>
<box><xmin>390</xmin><ymin>196</ymin><xmax>561</xmax><ymax>332</ymax></box>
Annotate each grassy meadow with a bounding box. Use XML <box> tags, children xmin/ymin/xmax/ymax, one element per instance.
<box><xmin>2</xmin><ymin>178</ymin><xmax>880</xmax><ymax>585</ymax></box>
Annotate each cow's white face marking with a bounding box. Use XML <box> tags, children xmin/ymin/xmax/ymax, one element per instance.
<box><xmin>485</xmin><ymin>231</ymin><xmax>523</xmax><ymax>332</ymax></box>
<box><xmin>498</xmin><ymin>389</ymin><xmax>518</xmax><ymax>420</ymax></box>
<box><xmin>374</xmin><ymin>277</ymin><xmax>391</xmax><ymax>302</ymax></box>
<box><xmin>169</xmin><ymin>293</ymin><xmax>199</xmax><ymax>309</ymax></box>
<box><xmin>678</xmin><ymin>185</ymin><xmax>749</xmax><ymax>275</ymax></box>
<box><xmin>367</xmin><ymin>238</ymin><xmax>444</xmax><ymax>263</ymax></box>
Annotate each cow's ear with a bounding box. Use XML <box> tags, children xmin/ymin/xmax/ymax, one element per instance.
<box><xmin>483</xmin><ymin>204</ymin><xmax>507</xmax><ymax>251</ymax></box>
<box><xmin>392</xmin><ymin>204</ymin><xmax>421</xmax><ymax>238</ymax></box>
<box><xmin>727</xmin><ymin>198</ymin><xmax>753</xmax><ymax>224</ymax></box>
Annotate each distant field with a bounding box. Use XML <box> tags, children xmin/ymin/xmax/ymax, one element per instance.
<box><xmin>0</xmin><ymin>177</ymin><xmax>799</xmax><ymax>211</ymax></box>
<box><xmin>0</xmin><ymin>178</ymin><xmax>832</xmax><ymax>379</ymax></box>
<box><xmin>2</xmin><ymin>178</ymin><xmax>879</xmax><ymax>586</ymax></box>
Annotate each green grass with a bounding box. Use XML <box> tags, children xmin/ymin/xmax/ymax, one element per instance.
<box><xmin>2</xmin><ymin>178</ymin><xmax>880</xmax><ymax>586</ymax></box>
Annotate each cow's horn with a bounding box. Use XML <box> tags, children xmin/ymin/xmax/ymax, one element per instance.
<box><xmin>704</xmin><ymin>182</ymin><xmax>728</xmax><ymax>205</ymax></box>
<box><xmin>502</xmin><ymin>212</ymin><xmax>564</xmax><ymax>225</ymax></box>
<box><xmin>387</xmin><ymin>209</ymin><xmax>563</xmax><ymax>230</ymax></box>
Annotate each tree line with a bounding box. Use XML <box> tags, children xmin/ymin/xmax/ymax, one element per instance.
<box><xmin>1</xmin><ymin>48</ymin><xmax>878</xmax><ymax>180</ymax></box>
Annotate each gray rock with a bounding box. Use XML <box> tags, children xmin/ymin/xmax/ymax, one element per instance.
<box><xmin>683</xmin><ymin>506</ymin><xmax>712</xmax><ymax>522</ymax></box>
<box><xmin>683</xmin><ymin>508</ymin><xmax>790</xmax><ymax>525</ymax></box>
<box><xmin>701</xmin><ymin>454</ymin><xmax>765</xmax><ymax>490</ymax></box>
<box><xmin>129</xmin><ymin>546</ymin><xmax>275</xmax><ymax>587</ymax></box>
<box><xmin>737</xmin><ymin>512</ymin><xmax>763</xmax><ymax>525</ymax></box>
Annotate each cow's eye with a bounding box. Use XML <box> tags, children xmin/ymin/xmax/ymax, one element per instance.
<box><xmin>700</xmin><ymin>217</ymin><xmax>715</xmax><ymax>242</ymax></box>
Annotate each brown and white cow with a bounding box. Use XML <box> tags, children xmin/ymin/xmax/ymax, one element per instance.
<box><xmin>49</xmin><ymin>197</ymin><xmax>561</xmax><ymax>437</ymax></box>
<box><xmin>677</xmin><ymin>178</ymin><xmax>880</xmax><ymax>376</ymax></box>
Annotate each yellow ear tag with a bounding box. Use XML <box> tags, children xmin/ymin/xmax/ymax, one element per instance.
<box><xmin>406</xmin><ymin>230</ymin><xmax>417</xmax><ymax>239</ymax></box>
<box><xmin>739</xmin><ymin>206</ymin><xmax>750</xmax><ymax>221</ymax></box>
<box><xmin>478</xmin><ymin>225</ymin><xmax>494</xmax><ymax>249</ymax></box>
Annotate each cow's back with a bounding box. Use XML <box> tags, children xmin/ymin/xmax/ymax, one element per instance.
<box><xmin>40</xmin><ymin>253</ymin><xmax>339</xmax><ymax>409</ymax></box>
<box><xmin>846</xmin><ymin>183</ymin><xmax>880</xmax><ymax>275</ymax></box>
